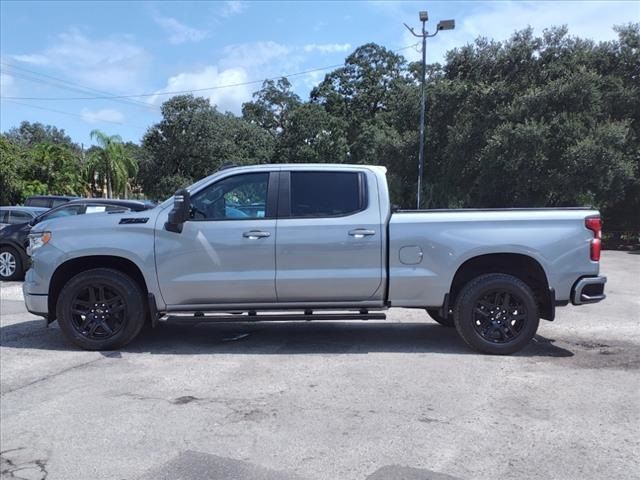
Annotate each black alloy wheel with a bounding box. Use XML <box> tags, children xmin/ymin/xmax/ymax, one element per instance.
<box><xmin>453</xmin><ymin>273</ymin><xmax>540</xmax><ymax>355</ymax></box>
<box><xmin>472</xmin><ymin>290</ymin><xmax>527</xmax><ymax>343</ymax></box>
<box><xmin>56</xmin><ymin>268</ymin><xmax>146</xmax><ymax>350</ymax></box>
<box><xmin>69</xmin><ymin>283</ymin><xmax>127</xmax><ymax>340</ymax></box>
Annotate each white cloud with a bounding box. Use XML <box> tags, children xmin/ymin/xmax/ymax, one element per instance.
<box><xmin>149</xmin><ymin>66</ymin><xmax>252</xmax><ymax>114</ymax></box>
<box><xmin>154</xmin><ymin>15</ymin><xmax>207</xmax><ymax>44</ymax></box>
<box><xmin>80</xmin><ymin>108</ymin><xmax>125</xmax><ymax>124</ymax></box>
<box><xmin>150</xmin><ymin>40</ymin><xmax>313</xmax><ymax>114</ymax></box>
<box><xmin>303</xmin><ymin>43</ymin><xmax>352</xmax><ymax>54</ymax></box>
<box><xmin>220</xmin><ymin>1</ymin><xmax>247</xmax><ymax>17</ymax></box>
<box><xmin>12</xmin><ymin>28</ymin><xmax>149</xmax><ymax>90</ymax></box>
<box><xmin>397</xmin><ymin>1</ymin><xmax>639</xmax><ymax>63</ymax></box>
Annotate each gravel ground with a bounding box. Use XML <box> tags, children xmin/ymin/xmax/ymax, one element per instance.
<box><xmin>1</xmin><ymin>250</ymin><xmax>639</xmax><ymax>480</ymax></box>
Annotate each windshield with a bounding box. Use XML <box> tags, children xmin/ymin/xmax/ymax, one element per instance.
<box><xmin>36</xmin><ymin>205</ymin><xmax>83</xmax><ymax>223</ymax></box>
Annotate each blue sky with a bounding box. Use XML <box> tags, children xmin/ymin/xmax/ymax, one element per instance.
<box><xmin>1</xmin><ymin>1</ymin><xmax>638</xmax><ymax>146</ymax></box>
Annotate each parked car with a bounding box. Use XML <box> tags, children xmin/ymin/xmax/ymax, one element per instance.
<box><xmin>0</xmin><ymin>199</ymin><xmax>155</xmax><ymax>281</ymax></box>
<box><xmin>23</xmin><ymin>164</ymin><xmax>606</xmax><ymax>354</ymax></box>
<box><xmin>0</xmin><ymin>206</ymin><xmax>48</xmax><ymax>229</ymax></box>
<box><xmin>24</xmin><ymin>195</ymin><xmax>78</xmax><ymax>208</ymax></box>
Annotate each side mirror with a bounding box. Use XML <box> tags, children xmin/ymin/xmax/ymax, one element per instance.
<box><xmin>165</xmin><ymin>188</ymin><xmax>191</xmax><ymax>233</ymax></box>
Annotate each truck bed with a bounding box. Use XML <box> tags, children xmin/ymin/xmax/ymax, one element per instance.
<box><xmin>388</xmin><ymin>208</ymin><xmax>599</xmax><ymax>307</ymax></box>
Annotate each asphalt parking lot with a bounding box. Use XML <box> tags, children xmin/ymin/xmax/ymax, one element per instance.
<box><xmin>1</xmin><ymin>251</ymin><xmax>639</xmax><ymax>480</ymax></box>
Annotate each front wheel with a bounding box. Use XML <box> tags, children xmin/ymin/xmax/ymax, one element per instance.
<box><xmin>56</xmin><ymin>268</ymin><xmax>146</xmax><ymax>350</ymax></box>
<box><xmin>453</xmin><ymin>273</ymin><xmax>539</xmax><ymax>355</ymax></box>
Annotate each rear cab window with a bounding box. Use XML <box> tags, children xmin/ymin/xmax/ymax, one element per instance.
<box><xmin>288</xmin><ymin>171</ymin><xmax>366</xmax><ymax>218</ymax></box>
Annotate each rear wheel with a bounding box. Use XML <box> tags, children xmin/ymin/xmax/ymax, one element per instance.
<box><xmin>425</xmin><ymin>308</ymin><xmax>455</xmax><ymax>328</ymax></box>
<box><xmin>56</xmin><ymin>268</ymin><xmax>146</xmax><ymax>350</ymax></box>
<box><xmin>0</xmin><ymin>246</ymin><xmax>23</xmax><ymax>281</ymax></box>
<box><xmin>453</xmin><ymin>273</ymin><xmax>539</xmax><ymax>355</ymax></box>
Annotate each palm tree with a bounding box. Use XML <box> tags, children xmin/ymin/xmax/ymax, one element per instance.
<box><xmin>85</xmin><ymin>130</ymin><xmax>138</xmax><ymax>198</ymax></box>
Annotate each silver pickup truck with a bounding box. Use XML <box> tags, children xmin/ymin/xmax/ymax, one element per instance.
<box><xmin>23</xmin><ymin>164</ymin><xmax>606</xmax><ymax>354</ymax></box>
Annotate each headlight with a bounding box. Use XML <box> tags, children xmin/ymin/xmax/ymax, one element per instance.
<box><xmin>27</xmin><ymin>231</ymin><xmax>52</xmax><ymax>255</ymax></box>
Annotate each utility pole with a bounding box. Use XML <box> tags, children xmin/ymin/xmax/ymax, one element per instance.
<box><xmin>404</xmin><ymin>12</ymin><xmax>455</xmax><ymax>209</ymax></box>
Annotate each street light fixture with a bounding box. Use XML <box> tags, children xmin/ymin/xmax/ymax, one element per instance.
<box><xmin>404</xmin><ymin>13</ymin><xmax>455</xmax><ymax>209</ymax></box>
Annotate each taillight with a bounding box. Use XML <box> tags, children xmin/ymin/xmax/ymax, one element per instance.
<box><xmin>585</xmin><ymin>216</ymin><xmax>601</xmax><ymax>261</ymax></box>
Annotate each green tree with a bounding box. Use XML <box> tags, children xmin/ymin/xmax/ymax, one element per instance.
<box><xmin>6</xmin><ymin>121</ymin><xmax>76</xmax><ymax>149</ymax></box>
<box><xmin>86</xmin><ymin>129</ymin><xmax>138</xmax><ymax>198</ymax></box>
<box><xmin>26</xmin><ymin>142</ymin><xmax>84</xmax><ymax>196</ymax></box>
<box><xmin>0</xmin><ymin>136</ymin><xmax>24</xmax><ymax>204</ymax></box>
<box><xmin>311</xmin><ymin>43</ymin><xmax>409</xmax><ymax>126</ymax></box>
<box><xmin>140</xmin><ymin>95</ymin><xmax>274</xmax><ymax>199</ymax></box>
<box><xmin>242</xmin><ymin>78</ymin><xmax>301</xmax><ymax>137</ymax></box>
<box><xmin>421</xmin><ymin>25</ymin><xmax>639</xmax><ymax>221</ymax></box>
<box><xmin>276</xmin><ymin>103</ymin><xmax>349</xmax><ymax>164</ymax></box>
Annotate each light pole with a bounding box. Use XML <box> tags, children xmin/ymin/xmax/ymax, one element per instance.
<box><xmin>405</xmin><ymin>13</ymin><xmax>455</xmax><ymax>209</ymax></box>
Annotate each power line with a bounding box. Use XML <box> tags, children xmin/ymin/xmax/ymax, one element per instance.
<box><xmin>2</xmin><ymin>63</ymin><xmax>345</xmax><ymax>100</ymax></box>
<box><xmin>1</xmin><ymin>63</ymin><xmax>159</xmax><ymax>112</ymax></box>
<box><xmin>5</xmin><ymin>70</ymin><xmax>161</xmax><ymax>114</ymax></box>
<box><xmin>1</xmin><ymin>42</ymin><xmax>420</xmax><ymax>102</ymax></box>
<box><xmin>1</xmin><ymin>99</ymin><xmax>148</xmax><ymax>129</ymax></box>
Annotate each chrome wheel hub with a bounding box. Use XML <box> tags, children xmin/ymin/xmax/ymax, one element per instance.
<box><xmin>0</xmin><ymin>251</ymin><xmax>17</xmax><ymax>278</ymax></box>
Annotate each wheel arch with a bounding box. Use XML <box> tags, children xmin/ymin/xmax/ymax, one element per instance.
<box><xmin>48</xmin><ymin>255</ymin><xmax>149</xmax><ymax>322</ymax></box>
<box><xmin>448</xmin><ymin>253</ymin><xmax>553</xmax><ymax>320</ymax></box>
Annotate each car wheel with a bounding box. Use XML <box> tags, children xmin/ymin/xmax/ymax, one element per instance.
<box><xmin>453</xmin><ymin>273</ymin><xmax>539</xmax><ymax>355</ymax></box>
<box><xmin>425</xmin><ymin>308</ymin><xmax>455</xmax><ymax>327</ymax></box>
<box><xmin>56</xmin><ymin>268</ymin><xmax>146</xmax><ymax>350</ymax></box>
<box><xmin>0</xmin><ymin>246</ymin><xmax>23</xmax><ymax>281</ymax></box>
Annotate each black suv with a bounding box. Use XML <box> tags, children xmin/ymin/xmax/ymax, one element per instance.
<box><xmin>0</xmin><ymin>199</ymin><xmax>155</xmax><ymax>281</ymax></box>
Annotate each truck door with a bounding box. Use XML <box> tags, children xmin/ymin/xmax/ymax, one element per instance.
<box><xmin>155</xmin><ymin>172</ymin><xmax>278</xmax><ymax>306</ymax></box>
<box><xmin>275</xmin><ymin>170</ymin><xmax>383</xmax><ymax>302</ymax></box>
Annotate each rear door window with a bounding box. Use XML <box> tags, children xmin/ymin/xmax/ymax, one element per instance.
<box><xmin>289</xmin><ymin>171</ymin><xmax>364</xmax><ymax>218</ymax></box>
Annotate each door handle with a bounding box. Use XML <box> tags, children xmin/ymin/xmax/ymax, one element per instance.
<box><xmin>243</xmin><ymin>230</ymin><xmax>271</xmax><ymax>239</ymax></box>
<box><xmin>348</xmin><ymin>229</ymin><xmax>376</xmax><ymax>238</ymax></box>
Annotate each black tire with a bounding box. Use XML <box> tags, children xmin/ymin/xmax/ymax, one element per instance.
<box><xmin>56</xmin><ymin>268</ymin><xmax>146</xmax><ymax>350</ymax></box>
<box><xmin>0</xmin><ymin>246</ymin><xmax>23</xmax><ymax>281</ymax></box>
<box><xmin>426</xmin><ymin>308</ymin><xmax>455</xmax><ymax>328</ymax></box>
<box><xmin>453</xmin><ymin>273</ymin><xmax>539</xmax><ymax>355</ymax></box>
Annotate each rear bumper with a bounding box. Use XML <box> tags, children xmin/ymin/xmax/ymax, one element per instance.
<box><xmin>571</xmin><ymin>276</ymin><xmax>607</xmax><ymax>305</ymax></box>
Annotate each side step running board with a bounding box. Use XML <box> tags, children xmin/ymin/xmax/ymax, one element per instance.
<box><xmin>161</xmin><ymin>312</ymin><xmax>387</xmax><ymax>324</ymax></box>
